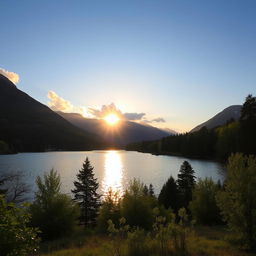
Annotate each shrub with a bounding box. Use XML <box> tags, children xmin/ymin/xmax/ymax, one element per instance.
<box><xmin>190</xmin><ymin>178</ymin><xmax>222</xmax><ymax>225</ymax></box>
<box><xmin>30</xmin><ymin>169</ymin><xmax>79</xmax><ymax>240</ymax></box>
<box><xmin>121</xmin><ymin>179</ymin><xmax>155</xmax><ymax>229</ymax></box>
<box><xmin>0</xmin><ymin>195</ymin><xmax>40</xmax><ymax>256</ymax></box>
<box><xmin>216</xmin><ymin>153</ymin><xmax>256</xmax><ymax>250</ymax></box>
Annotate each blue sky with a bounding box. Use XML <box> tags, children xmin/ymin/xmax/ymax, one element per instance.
<box><xmin>1</xmin><ymin>0</ymin><xmax>256</xmax><ymax>132</ymax></box>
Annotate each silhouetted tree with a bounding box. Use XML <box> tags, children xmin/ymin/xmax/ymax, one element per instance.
<box><xmin>239</xmin><ymin>94</ymin><xmax>256</xmax><ymax>155</ymax></box>
<box><xmin>240</xmin><ymin>94</ymin><xmax>256</xmax><ymax>122</ymax></box>
<box><xmin>158</xmin><ymin>176</ymin><xmax>179</xmax><ymax>213</ymax></box>
<box><xmin>72</xmin><ymin>157</ymin><xmax>101</xmax><ymax>227</ymax></box>
<box><xmin>149</xmin><ymin>183</ymin><xmax>155</xmax><ymax>197</ymax></box>
<box><xmin>177</xmin><ymin>161</ymin><xmax>196</xmax><ymax>209</ymax></box>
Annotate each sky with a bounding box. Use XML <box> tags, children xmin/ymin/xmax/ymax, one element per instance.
<box><xmin>1</xmin><ymin>0</ymin><xmax>256</xmax><ymax>132</ymax></box>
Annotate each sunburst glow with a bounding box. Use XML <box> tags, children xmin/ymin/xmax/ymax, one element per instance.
<box><xmin>104</xmin><ymin>113</ymin><xmax>120</xmax><ymax>125</ymax></box>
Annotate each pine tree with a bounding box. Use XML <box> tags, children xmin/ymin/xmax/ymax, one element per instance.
<box><xmin>72</xmin><ymin>157</ymin><xmax>101</xmax><ymax>227</ymax></box>
<box><xmin>149</xmin><ymin>184</ymin><xmax>155</xmax><ymax>197</ymax></box>
<box><xmin>177</xmin><ymin>161</ymin><xmax>196</xmax><ymax>209</ymax></box>
<box><xmin>158</xmin><ymin>176</ymin><xmax>179</xmax><ymax>213</ymax></box>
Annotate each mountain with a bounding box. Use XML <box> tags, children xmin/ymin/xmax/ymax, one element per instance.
<box><xmin>0</xmin><ymin>74</ymin><xmax>104</xmax><ymax>152</ymax></box>
<box><xmin>57</xmin><ymin>112</ymin><xmax>171</xmax><ymax>146</ymax></box>
<box><xmin>190</xmin><ymin>105</ymin><xmax>242</xmax><ymax>133</ymax></box>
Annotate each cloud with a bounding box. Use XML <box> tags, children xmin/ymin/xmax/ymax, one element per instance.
<box><xmin>142</xmin><ymin>117</ymin><xmax>166</xmax><ymax>123</ymax></box>
<box><xmin>151</xmin><ymin>117</ymin><xmax>166</xmax><ymax>123</ymax></box>
<box><xmin>89</xmin><ymin>103</ymin><xmax>147</xmax><ymax>121</ymax></box>
<box><xmin>0</xmin><ymin>68</ymin><xmax>19</xmax><ymax>84</ymax></box>
<box><xmin>47</xmin><ymin>92</ymin><xmax>166</xmax><ymax>124</ymax></box>
<box><xmin>88</xmin><ymin>103</ymin><xmax>123</xmax><ymax>119</ymax></box>
<box><xmin>47</xmin><ymin>91</ymin><xmax>85</xmax><ymax>115</ymax></box>
<box><xmin>123</xmin><ymin>112</ymin><xmax>146</xmax><ymax>121</ymax></box>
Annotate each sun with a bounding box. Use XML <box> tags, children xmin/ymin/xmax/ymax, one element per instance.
<box><xmin>104</xmin><ymin>113</ymin><xmax>120</xmax><ymax>125</ymax></box>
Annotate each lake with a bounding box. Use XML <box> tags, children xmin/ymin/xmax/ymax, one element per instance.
<box><xmin>0</xmin><ymin>150</ymin><xmax>224</xmax><ymax>199</ymax></box>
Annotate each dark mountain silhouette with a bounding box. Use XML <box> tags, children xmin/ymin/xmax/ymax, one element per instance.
<box><xmin>57</xmin><ymin>112</ymin><xmax>171</xmax><ymax>147</ymax></box>
<box><xmin>190</xmin><ymin>105</ymin><xmax>242</xmax><ymax>133</ymax></box>
<box><xmin>0</xmin><ymin>74</ymin><xmax>104</xmax><ymax>152</ymax></box>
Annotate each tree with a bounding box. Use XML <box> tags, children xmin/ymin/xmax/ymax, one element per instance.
<box><xmin>240</xmin><ymin>94</ymin><xmax>256</xmax><ymax>122</ymax></box>
<box><xmin>0</xmin><ymin>171</ymin><xmax>30</xmax><ymax>204</ymax></box>
<box><xmin>30</xmin><ymin>169</ymin><xmax>78</xmax><ymax>240</ymax></box>
<box><xmin>190</xmin><ymin>178</ymin><xmax>222</xmax><ymax>225</ymax></box>
<box><xmin>177</xmin><ymin>161</ymin><xmax>196</xmax><ymax>209</ymax></box>
<box><xmin>97</xmin><ymin>189</ymin><xmax>121</xmax><ymax>233</ymax></box>
<box><xmin>72</xmin><ymin>157</ymin><xmax>101</xmax><ymax>227</ymax></box>
<box><xmin>121</xmin><ymin>179</ymin><xmax>155</xmax><ymax>229</ymax></box>
<box><xmin>239</xmin><ymin>94</ymin><xmax>256</xmax><ymax>155</ymax></box>
<box><xmin>158</xmin><ymin>176</ymin><xmax>180</xmax><ymax>213</ymax></box>
<box><xmin>0</xmin><ymin>195</ymin><xmax>40</xmax><ymax>256</ymax></box>
<box><xmin>216</xmin><ymin>153</ymin><xmax>256</xmax><ymax>250</ymax></box>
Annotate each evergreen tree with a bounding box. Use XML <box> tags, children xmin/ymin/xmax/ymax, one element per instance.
<box><xmin>158</xmin><ymin>176</ymin><xmax>179</xmax><ymax>213</ymax></box>
<box><xmin>177</xmin><ymin>161</ymin><xmax>196</xmax><ymax>209</ymax></box>
<box><xmin>149</xmin><ymin>183</ymin><xmax>155</xmax><ymax>197</ymax></box>
<box><xmin>72</xmin><ymin>157</ymin><xmax>101</xmax><ymax>227</ymax></box>
<box><xmin>239</xmin><ymin>94</ymin><xmax>256</xmax><ymax>155</ymax></box>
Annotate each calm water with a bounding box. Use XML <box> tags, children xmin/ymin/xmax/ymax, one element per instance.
<box><xmin>0</xmin><ymin>150</ymin><xmax>224</xmax><ymax>199</ymax></box>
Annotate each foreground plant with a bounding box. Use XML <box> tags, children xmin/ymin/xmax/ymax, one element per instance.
<box><xmin>0</xmin><ymin>195</ymin><xmax>40</xmax><ymax>256</ymax></box>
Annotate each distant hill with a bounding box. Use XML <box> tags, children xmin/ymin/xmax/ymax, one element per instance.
<box><xmin>0</xmin><ymin>74</ymin><xmax>104</xmax><ymax>152</ymax></box>
<box><xmin>190</xmin><ymin>105</ymin><xmax>242</xmax><ymax>133</ymax></box>
<box><xmin>57</xmin><ymin>112</ymin><xmax>171</xmax><ymax>147</ymax></box>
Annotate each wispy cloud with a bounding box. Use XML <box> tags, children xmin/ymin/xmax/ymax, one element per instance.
<box><xmin>0</xmin><ymin>68</ymin><xmax>19</xmax><ymax>84</ymax></box>
<box><xmin>123</xmin><ymin>112</ymin><xmax>146</xmax><ymax>121</ymax></box>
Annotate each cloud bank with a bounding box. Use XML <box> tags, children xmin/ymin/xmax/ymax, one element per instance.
<box><xmin>0</xmin><ymin>68</ymin><xmax>20</xmax><ymax>84</ymax></box>
<box><xmin>47</xmin><ymin>91</ymin><xmax>166</xmax><ymax>124</ymax></box>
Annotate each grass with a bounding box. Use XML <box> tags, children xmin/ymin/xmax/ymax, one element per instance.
<box><xmin>40</xmin><ymin>226</ymin><xmax>255</xmax><ymax>256</ymax></box>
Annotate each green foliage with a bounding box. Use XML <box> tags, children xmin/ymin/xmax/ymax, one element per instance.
<box><xmin>72</xmin><ymin>157</ymin><xmax>101</xmax><ymax>227</ymax></box>
<box><xmin>177</xmin><ymin>161</ymin><xmax>196</xmax><ymax>210</ymax></box>
<box><xmin>97</xmin><ymin>189</ymin><xmax>121</xmax><ymax>233</ymax></box>
<box><xmin>158</xmin><ymin>175</ymin><xmax>180</xmax><ymax>213</ymax></box>
<box><xmin>190</xmin><ymin>178</ymin><xmax>222</xmax><ymax>225</ymax></box>
<box><xmin>216</xmin><ymin>122</ymin><xmax>240</xmax><ymax>159</ymax></box>
<box><xmin>121</xmin><ymin>179</ymin><xmax>155</xmax><ymax>229</ymax></box>
<box><xmin>0</xmin><ymin>140</ymin><xmax>10</xmax><ymax>154</ymax></box>
<box><xmin>0</xmin><ymin>195</ymin><xmax>40</xmax><ymax>256</ymax></box>
<box><xmin>216</xmin><ymin>153</ymin><xmax>256</xmax><ymax>250</ymax></box>
<box><xmin>108</xmin><ymin>217</ymin><xmax>130</xmax><ymax>256</ymax></box>
<box><xmin>127</xmin><ymin>228</ymin><xmax>150</xmax><ymax>256</ymax></box>
<box><xmin>30</xmin><ymin>169</ymin><xmax>79</xmax><ymax>240</ymax></box>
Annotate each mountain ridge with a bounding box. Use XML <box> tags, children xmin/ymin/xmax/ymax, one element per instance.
<box><xmin>190</xmin><ymin>105</ymin><xmax>242</xmax><ymax>133</ymax></box>
<box><xmin>57</xmin><ymin>111</ymin><xmax>171</xmax><ymax>147</ymax></box>
<box><xmin>0</xmin><ymin>74</ymin><xmax>105</xmax><ymax>152</ymax></box>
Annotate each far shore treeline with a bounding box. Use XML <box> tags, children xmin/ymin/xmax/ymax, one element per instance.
<box><xmin>126</xmin><ymin>95</ymin><xmax>256</xmax><ymax>161</ymax></box>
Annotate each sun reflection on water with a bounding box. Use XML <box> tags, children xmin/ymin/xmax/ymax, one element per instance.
<box><xmin>102</xmin><ymin>150</ymin><xmax>123</xmax><ymax>197</ymax></box>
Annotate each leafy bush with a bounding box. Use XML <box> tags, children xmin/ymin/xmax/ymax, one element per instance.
<box><xmin>121</xmin><ymin>179</ymin><xmax>155</xmax><ymax>229</ymax></box>
<box><xmin>190</xmin><ymin>178</ymin><xmax>222</xmax><ymax>225</ymax></box>
<box><xmin>97</xmin><ymin>189</ymin><xmax>121</xmax><ymax>233</ymax></box>
<box><xmin>30</xmin><ymin>169</ymin><xmax>79</xmax><ymax>240</ymax></box>
<box><xmin>217</xmin><ymin>153</ymin><xmax>256</xmax><ymax>250</ymax></box>
<box><xmin>0</xmin><ymin>195</ymin><xmax>40</xmax><ymax>256</ymax></box>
